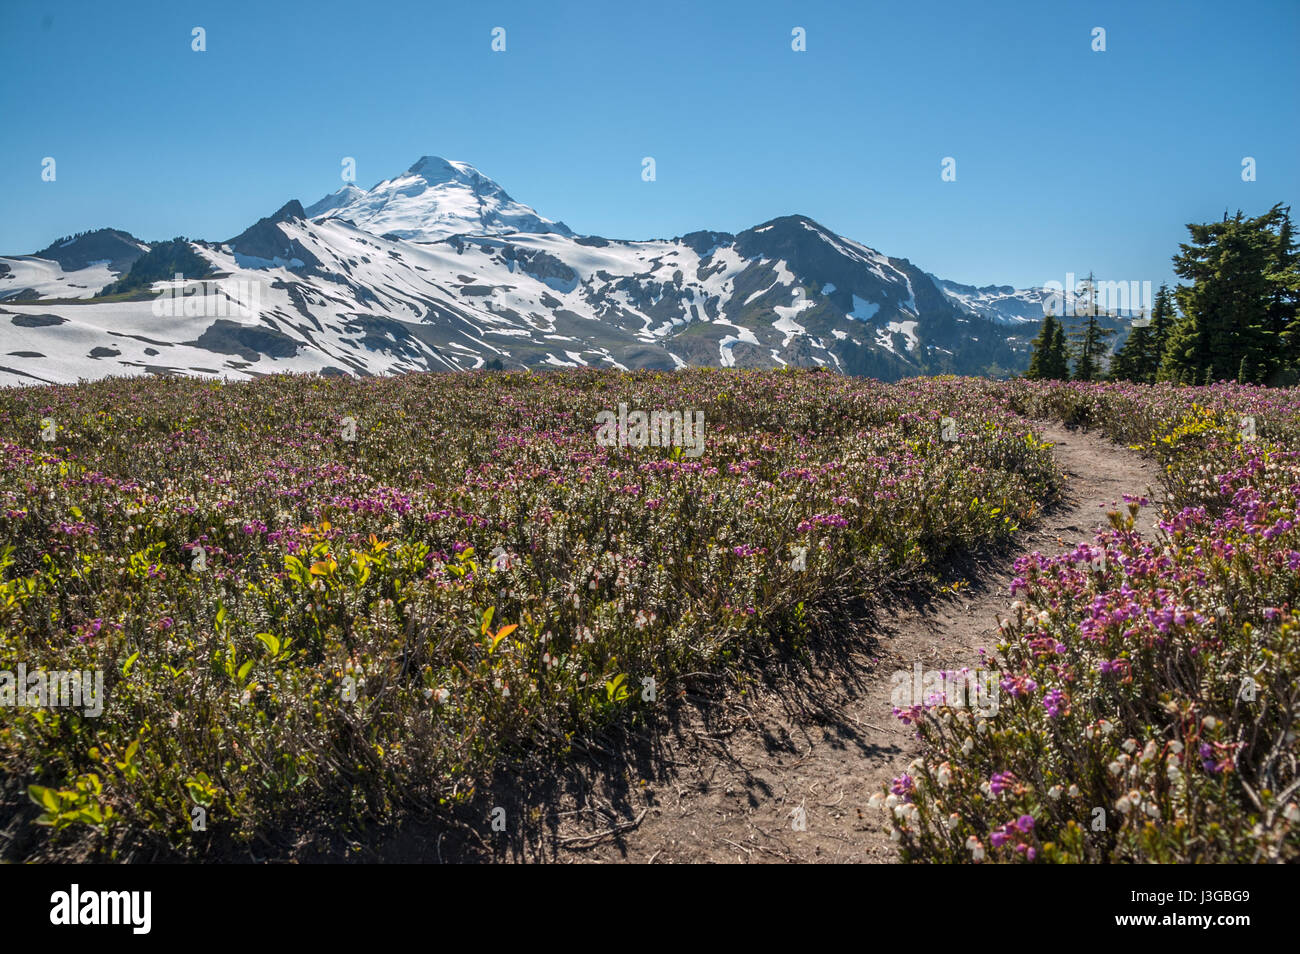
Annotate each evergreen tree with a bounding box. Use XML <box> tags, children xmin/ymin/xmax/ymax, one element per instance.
<box><xmin>1026</xmin><ymin>307</ymin><xmax>1072</xmax><ymax>380</ymax></box>
<box><xmin>1047</xmin><ymin>319</ymin><xmax>1070</xmax><ymax>379</ymax></box>
<box><xmin>1026</xmin><ymin>312</ymin><xmax>1061</xmax><ymax>379</ymax></box>
<box><xmin>1067</xmin><ymin>274</ymin><xmax>1116</xmax><ymax>381</ymax></box>
<box><xmin>1159</xmin><ymin>205</ymin><xmax>1298</xmax><ymax>384</ymax></box>
<box><xmin>1071</xmin><ymin>313</ymin><xmax>1099</xmax><ymax>381</ymax></box>
<box><xmin>1268</xmin><ymin>207</ymin><xmax>1300</xmax><ymax>381</ymax></box>
<box><xmin>1149</xmin><ymin>284</ymin><xmax>1176</xmax><ymax>375</ymax></box>
<box><xmin>1110</xmin><ymin>318</ymin><xmax>1155</xmax><ymax>382</ymax></box>
<box><xmin>1111</xmin><ymin>284</ymin><xmax>1175</xmax><ymax>383</ymax></box>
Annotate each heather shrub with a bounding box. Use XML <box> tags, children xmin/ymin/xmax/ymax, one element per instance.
<box><xmin>877</xmin><ymin>382</ymin><xmax>1300</xmax><ymax>862</ymax></box>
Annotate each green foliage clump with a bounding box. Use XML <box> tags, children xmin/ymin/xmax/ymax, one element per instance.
<box><xmin>98</xmin><ymin>238</ymin><xmax>212</xmax><ymax>297</ymax></box>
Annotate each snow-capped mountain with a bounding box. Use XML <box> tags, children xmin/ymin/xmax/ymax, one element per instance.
<box><xmin>0</xmin><ymin>157</ymin><xmax>1046</xmax><ymax>387</ymax></box>
<box><xmin>929</xmin><ymin>277</ymin><xmax>1054</xmax><ymax>325</ymax></box>
<box><xmin>303</xmin><ymin>156</ymin><xmax>573</xmax><ymax>242</ymax></box>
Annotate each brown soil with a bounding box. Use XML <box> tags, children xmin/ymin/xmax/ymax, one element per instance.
<box><xmin>353</xmin><ymin>422</ymin><xmax>1164</xmax><ymax>864</ymax></box>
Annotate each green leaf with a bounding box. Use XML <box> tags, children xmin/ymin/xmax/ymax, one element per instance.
<box><xmin>237</xmin><ymin>660</ymin><xmax>255</xmax><ymax>683</ymax></box>
<box><xmin>121</xmin><ymin>651</ymin><xmax>140</xmax><ymax>676</ymax></box>
<box><xmin>28</xmin><ymin>785</ymin><xmax>60</xmax><ymax>813</ymax></box>
<box><xmin>605</xmin><ymin>673</ymin><xmax>628</xmax><ymax>701</ymax></box>
<box><xmin>284</xmin><ymin>554</ymin><xmax>309</xmax><ymax>585</ymax></box>
<box><xmin>255</xmin><ymin>632</ymin><xmax>281</xmax><ymax>656</ymax></box>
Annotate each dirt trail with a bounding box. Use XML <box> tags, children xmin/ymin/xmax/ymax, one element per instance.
<box><xmin>357</xmin><ymin>422</ymin><xmax>1164</xmax><ymax>864</ymax></box>
<box><xmin>534</xmin><ymin>422</ymin><xmax>1166</xmax><ymax>863</ymax></box>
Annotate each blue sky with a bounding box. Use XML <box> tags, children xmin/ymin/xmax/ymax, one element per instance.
<box><xmin>2</xmin><ymin>0</ymin><xmax>1296</xmax><ymax>290</ymax></box>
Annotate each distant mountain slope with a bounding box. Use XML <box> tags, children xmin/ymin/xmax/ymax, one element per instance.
<box><xmin>929</xmin><ymin>275</ymin><xmax>1053</xmax><ymax>325</ymax></box>
<box><xmin>0</xmin><ymin>228</ymin><xmax>149</xmax><ymax>302</ymax></box>
<box><xmin>0</xmin><ymin>157</ymin><xmax>1045</xmax><ymax>386</ymax></box>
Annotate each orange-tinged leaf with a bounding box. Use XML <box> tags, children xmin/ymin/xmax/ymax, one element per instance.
<box><xmin>488</xmin><ymin>623</ymin><xmax>518</xmax><ymax>653</ymax></box>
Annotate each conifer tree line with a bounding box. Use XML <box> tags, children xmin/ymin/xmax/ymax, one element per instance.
<box><xmin>1025</xmin><ymin>203</ymin><xmax>1300</xmax><ymax>386</ymax></box>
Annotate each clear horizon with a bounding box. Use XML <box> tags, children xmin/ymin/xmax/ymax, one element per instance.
<box><xmin>2</xmin><ymin>0</ymin><xmax>1296</xmax><ymax>292</ymax></box>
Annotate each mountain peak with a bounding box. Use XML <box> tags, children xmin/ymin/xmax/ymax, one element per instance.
<box><xmin>405</xmin><ymin>156</ymin><xmax>487</xmax><ymax>183</ymax></box>
<box><xmin>30</xmin><ymin>228</ymin><xmax>149</xmax><ymax>273</ymax></box>
<box><xmin>303</xmin><ymin>155</ymin><xmax>571</xmax><ymax>241</ymax></box>
<box><xmin>303</xmin><ymin>186</ymin><xmax>364</xmax><ymax>220</ymax></box>
<box><xmin>271</xmin><ymin>199</ymin><xmax>305</xmax><ymax>222</ymax></box>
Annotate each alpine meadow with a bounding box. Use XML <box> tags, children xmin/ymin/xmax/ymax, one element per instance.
<box><xmin>1</xmin><ymin>1</ymin><xmax>1297</xmax><ymax>914</ymax></box>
